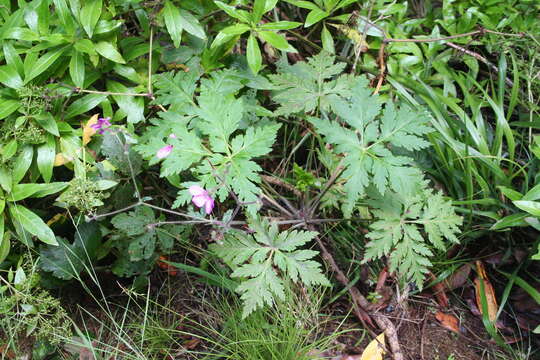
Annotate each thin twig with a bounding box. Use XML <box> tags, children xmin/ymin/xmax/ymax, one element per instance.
<box><xmin>312</xmin><ymin>231</ymin><xmax>405</xmax><ymax>360</ymax></box>
<box><xmin>307</xmin><ymin>163</ymin><xmax>344</xmax><ymax>216</ymax></box>
<box><xmin>384</xmin><ymin>28</ymin><xmax>524</xmax><ymax>44</ymax></box>
<box><xmin>57</xmin><ymin>82</ymin><xmax>151</xmax><ymax>97</ymax></box>
<box><xmin>352</xmin><ymin>0</ymin><xmax>374</xmax><ymax>74</ymax></box>
<box><xmin>445</xmin><ymin>41</ymin><xmax>514</xmax><ymax>87</ymax></box>
<box><xmin>261</xmin><ymin>175</ymin><xmax>302</xmax><ymax>197</ymax></box>
<box><xmin>88</xmin><ymin>202</ymin><xmax>142</xmax><ymax>221</ymax></box>
<box><xmin>148</xmin><ymin>26</ymin><xmax>154</xmax><ymax>96</ymax></box>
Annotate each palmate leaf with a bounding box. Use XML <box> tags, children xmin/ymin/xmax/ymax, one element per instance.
<box><xmin>210</xmin><ymin>217</ymin><xmax>329</xmax><ymax>318</ymax></box>
<box><xmin>268</xmin><ymin>52</ymin><xmax>356</xmax><ymax>115</ymax></box>
<box><xmin>363</xmin><ymin>185</ymin><xmax>462</xmax><ymax>288</ymax></box>
<box><xmin>309</xmin><ymin>77</ymin><xmax>433</xmax><ymax>216</ymax></box>
<box><xmin>111</xmin><ymin>206</ymin><xmax>162</xmax><ymax>263</ymax></box>
<box><xmin>137</xmin><ymin>70</ymin><xmax>280</xmax><ymax>213</ymax></box>
<box><xmin>39</xmin><ymin>222</ymin><xmax>101</xmax><ymax>280</ymax></box>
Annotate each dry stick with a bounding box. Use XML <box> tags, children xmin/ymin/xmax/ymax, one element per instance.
<box><xmin>363</xmin><ymin>17</ymin><xmax>525</xmax><ymax>93</ymax></box>
<box><xmin>313</xmin><ymin>233</ymin><xmax>404</xmax><ymax>360</ymax></box>
<box><xmin>261</xmin><ymin>175</ymin><xmax>302</xmax><ymax>197</ymax></box>
<box><xmin>352</xmin><ymin>0</ymin><xmax>374</xmax><ymax>74</ymax></box>
<box><xmin>384</xmin><ymin>28</ymin><xmax>524</xmax><ymax>44</ymax></box>
<box><xmin>445</xmin><ymin>41</ymin><xmax>514</xmax><ymax>87</ymax></box>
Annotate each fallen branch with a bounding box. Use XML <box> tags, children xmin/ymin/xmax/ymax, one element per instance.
<box><xmin>313</xmin><ymin>233</ymin><xmax>404</xmax><ymax>360</ymax></box>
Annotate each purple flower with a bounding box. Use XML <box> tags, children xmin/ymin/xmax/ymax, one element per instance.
<box><xmin>189</xmin><ymin>185</ymin><xmax>214</xmax><ymax>214</ymax></box>
<box><xmin>90</xmin><ymin>117</ymin><xmax>111</xmax><ymax>134</ymax></box>
<box><xmin>156</xmin><ymin>145</ymin><xmax>173</xmax><ymax>159</ymax></box>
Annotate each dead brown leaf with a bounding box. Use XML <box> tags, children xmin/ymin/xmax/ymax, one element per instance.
<box><xmin>434</xmin><ymin>311</ymin><xmax>460</xmax><ymax>333</ymax></box>
<box><xmin>359</xmin><ymin>332</ymin><xmax>385</xmax><ymax>360</ymax></box>
<box><xmin>443</xmin><ymin>263</ymin><xmax>472</xmax><ymax>291</ymax></box>
<box><xmin>83</xmin><ymin>114</ymin><xmax>99</xmax><ymax>146</ymax></box>
<box><xmin>474</xmin><ymin>260</ymin><xmax>498</xmax><ymax>322</ymax></box>
<box><xmin>183</xmin><ymin>338</ymin><xmax>200</xmax><ymax>350</ymax></box>
<box><xmin>429</xmin><ymin>272</ymin><xmax>449</xmax><ymax>308</ymax></box>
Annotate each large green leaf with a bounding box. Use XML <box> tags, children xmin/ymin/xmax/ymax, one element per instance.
<box><xmin>9</xmin><ymin>204</ymin><xmax>57</xmax><ymax>245</ymax></box>
<box><xmin>24</xmin><ymin>46</ymin><xmax>68</xmax><ymax>84</ymax></box>
<box><xmin>13</xmin><ymin>145</ymin><xmax>33</xmax><ymax>184</ymax></box>
<box><xmin>95</xmin><ymin>41</ymin><xmax>126</xmax><ymax>64</ymax></box>
<box><xmin>106</xmin><ymin>80</ymin><xmax>145</xmax><ymax>123</ymax></box>
<box><xmin>53</xmin><ymin>0</ymin><xmax>76</xmax><ymax>34</ymax></box>
<box><xmin>163</xmin><ymin>0</ymin><xmax>183</xmax><ymax>48</ymax></box>
<box><xmin>79</xmin><ymin>0</ymin><xmax>102</xmax><ymax>38</ymax></box>
<box><xmin>178</xmin><ymin>9</ymin><xmax>206</xmax><ymax>40</ymax></box>
<box><xmin>40</xmin><ymin>222</ymin><xmax>102</xmax><ymax>279</ymax></box>
<box><xmin>0</xmin><ymin>64</ymin><xmax>23</xmax><ymax>88</ymax></box>
<box><xmin>0</xmin><ymin>99</ymin><xmax>20</xmax><ymax>120</ymax></box>
<box><xmin>34</xmin><ymin>112</ymin><xmax>60</xmax><ymax>136</ymax></box>
<box><xmin>514</xmin><ymin>200</ymin><xmax>540</xmax><ymax>217</ymax></box>
<box><xmin>246</xmin><ymin>33</ymin><xmax>262</xmax><ymax>74</ymax></box>
<box><xmin>37</xmin><ymin>135</ymin><xmax>56</xmax><ymax>182</ymax></box>
<box><xmin>64</xmin><ymin>93</ymin><xmax>107</xmax><ymax>119</ymax></box>
<box><xmin>9</xmin><ymin>182</ymin><xmax>68</xmax><ymax>202</ymax></box>
<box><xmin>69</xmin><ymin>49</ymin><xmax>85</xmax><ymax>88</ymax></box>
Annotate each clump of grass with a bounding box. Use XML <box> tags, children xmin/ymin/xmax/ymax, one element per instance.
<box><xmin>204</xmin><ymin>285</ymin><xmax>353</xmax><ymax>360</ymax></box>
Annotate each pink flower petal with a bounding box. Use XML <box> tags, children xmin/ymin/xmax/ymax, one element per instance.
<box><xmin>188</xmin><ymin>185</ymin><xmax>206</xmax><ymax>197</ymax></box>
<box><xmin>192</xmin><ymin>195</ymin><xmax>207</xmax><ymax>208</ymax></box>
<box><xmin>204</xmin><ymin>197</ymin><xmax>214</xmax><ymax>214</ymax></box>
<box><xmin>169</xmin><ymin>134</ymin><xmax>177</xmax><ymax>139</ymax></box>
<box><xmin>156</xmin><ymin>145</ymin><xmax>173</xmax><ymax>159</ymax></box>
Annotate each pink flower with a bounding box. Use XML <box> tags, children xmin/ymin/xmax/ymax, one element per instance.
<box><xmin>90</xmin><ymin>117</ymin><xmax>111</xmax><ymax>134</ymax></box>
<box><xmin>169</xmin><ymin>134</ymin><xmax>177</xmax><ymax>139</ymax></box>
<box><xmin>189</xmin><ymin>185</ymin><xmax>214</xmax><ymax>214</ymax></box>
<box><xmin>156</xmin><ymin>145</ymin><xmax>173</xmax><ymax>159</ymax></box>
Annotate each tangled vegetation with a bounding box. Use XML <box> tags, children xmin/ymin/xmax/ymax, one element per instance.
<box><xmin>0</xmin><ymin>0</ymin><xmax>539</xmax><ymax>358</ymax></box>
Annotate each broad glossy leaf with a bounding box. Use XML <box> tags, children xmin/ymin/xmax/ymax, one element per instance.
<box><xmin>220</xmin><ymin>23</ymin><xmax>251</xmax><ymax>36</ymax></box>
<box><xmin>259</xmin><ymin>21</ymin><xmax>302</xmax><ymax>30</ymax></box>
<box><xmin>37</xmin><ymin>135</ymin><xmax>56</xmax><ymax>182</ymax></box>
<box><xmin>0</xmin><ymin>99</ymin><xmax>20</xmax><ymax>120</ymax></box>
<box><xmin>246</xmin><ymin>33</ymin><xmax>262</xmax><ymax>74</ymax></box>
<box><xmin>252</xmin><ymin>0</ymin><xmax>266</xmax><ymax>23</ymax></box>
<box><xmin>9</xmin><ymin>204</ymin><xmax>57</xmax><ymax>245</ymax></box>
<box><xmin>3</xmin><ymin>27</ymin><xmax>39</xmax><ymax>41</ymax></box>
<box><xmin>321</xmin><ymin>24</ymin><xmax>335</xmax><ymax>53</ymax></box>
<box><xmin>95</xmin><ymin>41</ymin><xmax>126</xmax><ymax>64</ymax></box>
<box><xmin>64</xmin><ymin>93</ymin><xmax>107</xmax><ymax>119</ymax></box>
<box><xmin>24</xmin><ymin>46</ymin><xmax>68</xmax><ymax>84</ymax></box>
<box><xmin>305</xmin><ymin>8</ymin><xmax>329</xmax><ymax>27</ymax></box>
<box><xmin>0</xmin><ymin>229</ymin><xmax>9</xmax><ymax>264</ymax></box>
<box><xmin>213</xmin><ymin>1</ymin><xmax>251</xmax><ymax>23</ymax></box>
<box><xmin>3</xmin><ymin>42</ymin><xmax>24</xmax><ymax>76</ymax></box>
<box><xmin>2</xmin><ymin>139</ymin><xmax>18</xmax><ymax>161</ymax></box>
<box><xmin>53</xmin><ymin>0</ymin><xmax>76</xmax><ymax>34</ymax></box>
<box><xmin>34</xmin><ymin>112</ymin><xmax>60</xmax><ymax>136</ymax></box>
<box><xmin>163</xmin><ymin>0</ymin><xmax>183</xmax><ymax>48</ymax></box>
<box><xmin>178</xmin><ymin>9</ymin><xmax>206</xmax><ymax>39</ymax></box>
<box><xmin>0</xmin><ymin>64</ymin><xmax>23</xmax><ymax>88</ymax></box>
<box><xmin>514</xmin><ymin>200</ymin><xmax>540</xmax><ymax>217</ymax></box>
<box><xmin>10</xmin><ymin>182</ymin><xmax>68</xmax><ymax>201</ymax></box>
<box><xmin>0</xmin><ymin>166</ymin><xmax>12</xmax><ymax>192</ymax></box>
<box><xmin>282</xmin><ymin>0</ymin><xmax>319</xmax><ymax>10</ymax></box>
<box><xmin>490</xmin><ymin>213</ymin><xmax>528</xmax><ymax>230</ymax></box>
<box><xmin>79</xmin><ymin>0</ymin><xmax>101</xmax><ymax>37</ymax></box>
<box><xmin>13</xmin><ymin>145</ymin><xmax>33</xmax><ymax>184</ymax></box>
<box><xmin>257</xmin><ymin>31</ymin><xmax>294</xmax><ymax>51</ymax></box>
<box><xmin>523</xmin><ymin>183</ymin><xmax>540</xmax><ymax>201</ymax></box>
<box><xmin>74</xmin><ymin>39</ymin><xmax>96</xmax><ymax>55</ymax></box>
<box><xmin>69</xmin><ymin>49</ymin><xmax>85</xmax><ymax>88</ymax></box>
<box><xmin>106</xmin><ymin>80</ymin><xmax>145</xmax><ymax>123</ymax></box>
